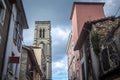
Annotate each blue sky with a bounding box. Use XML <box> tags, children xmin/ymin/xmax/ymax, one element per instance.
<box><xmin>22</xmin><ymin>0</ymin><xmax>120</xmax><ymax>80</ymax></box>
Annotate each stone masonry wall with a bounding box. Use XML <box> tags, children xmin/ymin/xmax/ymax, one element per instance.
<box><xmin>92</xmin><ymin>18</ymin><xmax>120</xmax><ymax>47</ymax></box>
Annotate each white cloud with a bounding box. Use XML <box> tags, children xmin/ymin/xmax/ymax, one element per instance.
<box><xmin>100</xmin><ymin>0</ymin><xmax>120</xmax><ymax>16</ymax></box>
<box><xmin>23</xmin><ymin>21</ymin><xmax>35</xmax><ymax>45</ymax></box>
<box><xmin>51</xmin><ymin>26</ymin><xmax>71</xmax><ymax>46</ymax></box>
<box><xmin>52</xmin><ymin>56</ymin><xmax>68</xmax><ymax>76</ymax></box>
<box><xmin>51</xmin><ymin>26</ymin><xmax>71</xmax><ymax>60</ymax></box>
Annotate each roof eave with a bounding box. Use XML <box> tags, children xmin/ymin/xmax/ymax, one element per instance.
<box><xmin>17</xmin><ymin>0</ymin><xmax>29</xmax><ymax>29</ymax></box>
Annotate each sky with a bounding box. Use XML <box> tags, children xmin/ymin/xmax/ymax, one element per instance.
<box><xmin>22</xmin><ymin>0</ymin><xmax>120</xmax><ymax>80</ymax></box>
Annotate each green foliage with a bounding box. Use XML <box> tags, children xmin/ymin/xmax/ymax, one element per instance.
<box><xmin>91</xmin><ymin>30</ymin><xmax>100</xmax><ymax>55</ymax></box>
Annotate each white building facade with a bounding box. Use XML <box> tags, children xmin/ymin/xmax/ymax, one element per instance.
<box><xmin>2</xmin><ymin>0</ymin><xmax>28</xmax><ymax>80</ymax></box>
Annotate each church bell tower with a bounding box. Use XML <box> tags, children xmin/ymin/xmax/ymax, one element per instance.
<box><xmin>33</xmin><ymin>21</ymin><xmax>52</xmax><ymax>80</ymax></box>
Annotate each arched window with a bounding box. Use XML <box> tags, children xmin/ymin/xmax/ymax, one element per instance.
<box><xmin>43</xmin><ymin>29</ymin><xmax>45</xmax><ymax>38</ymax></box>
<box><xmin>39</xmin><ymin>29</ymin><xmax>42</xmax><ymax>38</ymax></box>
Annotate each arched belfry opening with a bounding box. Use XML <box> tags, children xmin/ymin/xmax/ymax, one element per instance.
<box><xmin>39</xmin><ymin>28</ymin><xmax>42</xmax><ymax>38</ymax></box>
<box><xmin>39</xmin><ymin>28</ymin><xmax>45</xmax><ymax>38</ymax></box>
<box><xmin>43</xmin><ymin>28</ymin><xmax>45</xmax><ymax>38</ymax></box>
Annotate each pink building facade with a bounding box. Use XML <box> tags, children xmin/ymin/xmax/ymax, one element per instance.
<box><xmin>67</xmin><ymin>32</ymin><xmax>75</xmax><ymax>80</ymax></box>
<box><xmin>67</xmin><ymin>31</ymin><xmax>81</xmax><ymax>80</ymax></box>
<box><xmin>70</xmin><ymin>2</ymin><xmax>105</xmax><ymax>46</ymax></box>
<box><xmin>69</xmin><ymin>2</ymin><xmax>105</xmax><ymax>80</ymax></box>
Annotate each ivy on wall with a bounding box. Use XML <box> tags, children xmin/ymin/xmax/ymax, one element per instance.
<box><xmin>91</xmin><ymin>30</ymin><xmax>100</xmax><ymax>55</ymax></box>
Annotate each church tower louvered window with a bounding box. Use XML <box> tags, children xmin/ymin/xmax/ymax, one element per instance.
<box><xmin>39</xmin><ymin>28</ymin><xmax>42</xmax><ymax>38</ymax></box>
<box><xmin>39</xmin><ymin>28</ymin><xmax>45</xmax><ymax>38</ymax></box>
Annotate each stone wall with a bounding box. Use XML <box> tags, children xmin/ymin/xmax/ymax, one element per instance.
<box><xmin>91</xmin><ymin>17</ymin><xmax>120</xmax><ymax>80</ymax></box>
<box><xmin>92</xmin><ymin>17</ymin><xmax>120</xmax><ymax>47</ymax></box>
<box><xmin>19</xmin><ymin>49</ymin><xmax>28</xmax><ymax>80</ymax></box>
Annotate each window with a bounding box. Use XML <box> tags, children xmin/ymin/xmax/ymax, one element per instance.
<box><xmin>43</xmin><ymin>28</ymin><xmax>45</xmax><ymax>38</ymax></box>
<box><xmin>108</xmin><ymin>42</ymin><xmax>120</xmax><ymax>66</ymax></box>
<box><xmin>39</xmin><ymin>28</ymin><xmax>45</xmax><ymax>38</ymax></box>
<box><xmin>17</xmin><ymin>36</ymin><xmax>21</xmax><ymax>52</ymax></box>
<box><xmin>18</xmin><ymin>24</ymin><xmax>23</xmax><ymax>37</ymax></box>
<box><xmin>39</xmin><ymin>29</ymin><xmax>42</xmax><ymax>38</ymax></box>
<box><xmin>13</xmin><ymin>24</ymin><xmax>17</xmax><ymax>44</ymax></box>
<box><xmin>101</xmin><ymin>48</ymin><xmax>110</xmax><ymax>71</ymax></box>
<box><xmin>13</xmin><ymin>22</ymin><xmax>22</xmax><ymax>52</ymax></box>
<box><xmin>16</xmin><ymin>11</ymin><xmax>21</xmax><ymax>24</ymax></box>
<box><xmin>82</xmin><ymin>63</ymin><xmax>85</xmax><ymax>80</ymax></box>
<box><xmin>0</xmin><ymin>0</ymin><xmax>6</xmax><ymax>25</ymax></box>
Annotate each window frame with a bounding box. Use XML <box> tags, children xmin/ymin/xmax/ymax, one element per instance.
<box><xmin>43</xmin><ymin>28</ymin><xmax>45</xmax><ymax>38</ymax></box>
<box><xmin>39</xmin><ymin>28</ymin><xmax>42</xmax><ymax>38</ymax></box>
<box><xmin>13</xmin><ymin>22</ymin><xmax>22</xmax><ymax>52</ymax></box>
<box><xmin>0</xmin><ymin>0</ymin><xmax>6</xmax><ymax>25</ymax></box>
<box><xmin>13</xmin><ymin>23</ymin><xmax>18</xmax><ymax>45</ymax></box>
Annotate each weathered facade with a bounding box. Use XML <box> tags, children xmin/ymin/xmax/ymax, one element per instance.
<box><xmin>67</xmin><ymin>32</ymin><xmax>77</xmax><ymax>80</ymax></box>
<box><xmin>70</xmin><ymin>2</ymin><xmax>105</xmax><ymax>46</ymax></box>
<box><xmin>68</xmin><ymin>2</ymin><xmax>105</xmax><ymax>80</ymax></box>
<box><xmin>93</xmin><ymin>17</ymin><xmax>120</xmax><ymax>80</ymax></box>
<box><xmin>33</xmin><ymin>21</ymin><xmax>52</xmax><ymax>80</ymax></box>
<box><xmin>0</xmin><ymin>0</ymin><xmax>11</xmax><ymax>79</ymax></box>
<box><xmin>33</xmin><ymin>46</ymin><xmax>46</xmax><ymax>80</ymax></box>
<box><xmin>74</xmin><ymin>16</ymin><xmax>120</xmax><ymax>80</ymax></box>
<box><xmin>20</xmin><ymin>46</ymin><xmax>42</xmax><ymax>80</ymax></box>
<box><xmin>2</xmin><ymin>0</ymin><xmax>28</xmax><ymax>80</ymax></box>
